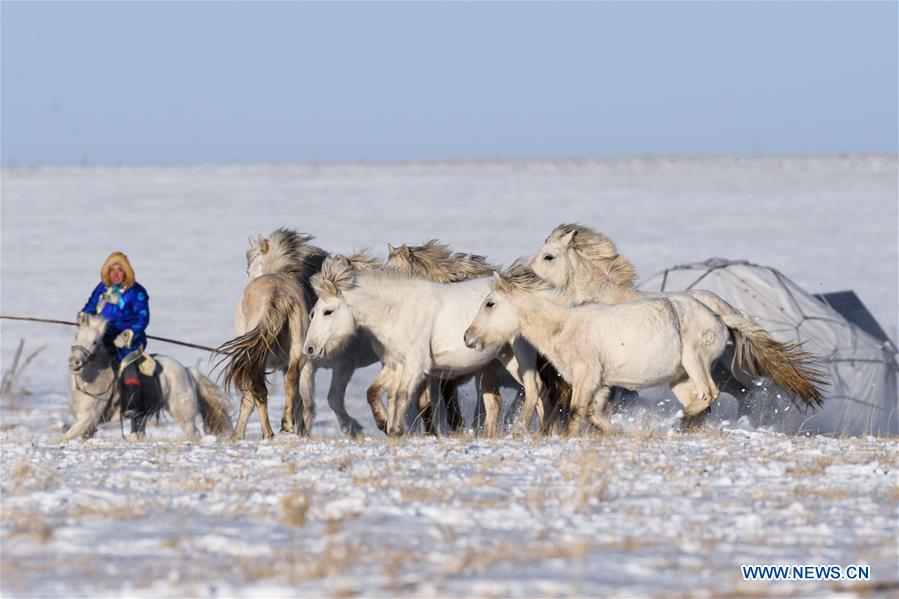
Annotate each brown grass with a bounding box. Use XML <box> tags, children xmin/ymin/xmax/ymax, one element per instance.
<box><xmin>281</xmin><ymin>487</ymin><xmax>312</xmax><ymax>527</ymax></box>
<box><xmin>788</xmin><ymin>455</ymin><xmax>835</xmax><ymax>478</ymax></box>
<box><xmin>3</xmin><ymin>510</ymin><xmax>54</xmax><ymax>543</ymax></box>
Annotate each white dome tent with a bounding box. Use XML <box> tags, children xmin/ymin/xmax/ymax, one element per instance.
<box><xmin>640</xmin><ymin>259</ymin><xmax>898</xmax><ymax>436</ymax></box>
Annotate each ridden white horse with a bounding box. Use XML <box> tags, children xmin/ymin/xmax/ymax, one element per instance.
<box><xmin>464</xmin><ymin>262</ymin><xmax>825</xmax><ymax>434</ymax></box>
<box><xmin>65</xmin><ymin>313</ymin><xmax>233</xmax><ymax>441</ymax></box>
<box><xmin>530</xmin><ymin>223</ymin><xmax>827</xmax><ymax>414</ymax></box>
<box><xmin>303</xmin><ymin>258</ymin><xmax>544</xmax><ymax>437</ymax></box>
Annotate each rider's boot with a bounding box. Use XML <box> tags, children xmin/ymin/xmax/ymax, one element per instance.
<box><xmin>121</xmin><ymin>363</ymin><xmax>144</xmax><ymax>419</ymax></box>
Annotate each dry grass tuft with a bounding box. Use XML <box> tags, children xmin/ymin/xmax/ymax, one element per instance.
<box><xmin>449</xmin><ymin>539</ymin><xmax>597</xmax><ymax>576</ymax></box>
<box><xmin>788</xmin><ymin>455</ymin><xmax>834</xmax><ymax>478</ymax></box>
<box><xmin>4</xmin><ymin>510</ymin><xmax>54</xmax><ymax>543</ymax></box>
<box><xmin>70</xmin><ymin>503</ymin><xmax>144</xmax><ymax>521</ymax></box>
<box><xmin>281</xmin><ymin>487</ymin><xmax>312</xmax><ymax>527</ymax></box>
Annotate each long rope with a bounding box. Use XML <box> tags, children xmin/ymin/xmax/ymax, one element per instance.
<box><xmin>0</xmin><ymin>315</ymin><xmax>219</xmax><ymax>353</ymax></box>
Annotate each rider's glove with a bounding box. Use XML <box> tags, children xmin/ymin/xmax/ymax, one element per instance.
<box><xmin>113</xmin><ymin>329</ymin><xmax>134</xmax><ymax>349</ymax></box>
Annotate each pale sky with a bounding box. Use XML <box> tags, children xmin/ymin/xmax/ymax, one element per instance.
<box><xmin>2</xmin><ymin>1</ymin><xmax>896</xmax><ymax>166</ymax></box>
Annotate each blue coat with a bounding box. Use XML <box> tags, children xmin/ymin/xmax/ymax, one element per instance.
<box><xmin>82</xmin><ymin>282</ymin><xmax>150</xmax><ymax>363</ymax></box>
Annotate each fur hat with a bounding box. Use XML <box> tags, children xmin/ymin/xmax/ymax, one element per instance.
<box><xmin>101</xmin><ymin>251</ymin><xmax>136</xmax><ymax>288</ymax></box>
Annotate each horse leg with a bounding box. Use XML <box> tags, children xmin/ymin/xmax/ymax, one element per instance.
<box><xmin>417</xmin><ymin>381</ymin><xmax>437</xmax><ymax>436</ymax></box>
<box><xmin>565</xmin><ymin>371</ymin><xmax>598</xmax><ymax>437</ymax></box>
<box><xmin>366</xmin><ymin>364</ymin><xmax>394</xmax><ymax>433</ymax></box>
<box><xmin>290</xmin><ymin>360</ymin><xmax>314</xmax><ymax>436</ymax></box>
<box><xmin>64</xmin><ymin>417</ymin><xmax>97</xmax><ymax>442</ymax></box>
<box><xmin>544</xmin><ymin>375</ymin><xmax>570</xmax><ymax>435</ymax></box>
<box><xmin>505</xmin><ymin>340</ymin><xmax>543</xmax><ymax>436</ymax></box>
<box><xmin>671</xmin><ymin>380</ymin><xmax>709</xmax><ymax>423</ymax></box>
<box><xmin>231</xmin><ymin>395</ymin><xmax>256</xmax><ymax>441</ymax></box>
<box><xmin>587</xmin><ymin>386</ymin><xmax>614</xmax><ymax>434</ymax></box>
<box><xmin>326</xmin><ymin>361</ymin><xmax>364</xmax><ymax>438</ymax></box>
<box><xmin>255</xmin><ymin>395</ymin><xmax>275</xmax><ymax>439</ymax></box>
<box><xmin>442</xmin><ymin>377</ymin><xmax>465</xmax><ymax>433</ymax></box>
<box><xmin>477</xmin><ymin>365</ymin><xmax>501</xmax><ymax>437</ymax></box>
<box><xmin>281</xmin><ymin>362</ymin><xmax>300</xmax><ymax>435</ymax></box>
<box><xmin>679</xmin><ymin>349</ymin><xmax>720</xmax><ymax>419</ymax></box>
<box><xmin>389</xmin><ymin>374</ymin><xmax>426</xmax><ymax>437</ymax></box>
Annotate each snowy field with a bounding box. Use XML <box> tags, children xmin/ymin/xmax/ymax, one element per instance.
<box><xmin>2</xmin><ymin>155</ymin><xmax>898</xmax><ymax>596</ymax></box>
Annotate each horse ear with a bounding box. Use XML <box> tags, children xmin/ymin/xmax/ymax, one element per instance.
<box><xmin>260</xmin><ymin>239</ymin><xmax>270</xmax><ymax>253</ymax></box>
<box><xmin>387</xmin><ymin>243</ymin><xmax>397</xmax><ymax>255</ymax></box>
<box><xmin>560</xmin><ymin>229</ymin><xmax>577</xmax><ymax>247</ymax></box>
<box><xmin>492</xmin><ymin>271</ymin><xmax>506</xmax><ymax>292</ymax></box>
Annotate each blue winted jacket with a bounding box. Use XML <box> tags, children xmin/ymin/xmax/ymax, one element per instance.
<box><xmin>82</xmin><ymin>282</ymin><xmax>150</xmax><ymax>362</ymax></box>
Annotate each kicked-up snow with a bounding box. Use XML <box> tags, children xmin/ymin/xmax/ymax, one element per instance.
<box><xmin>1</xmin><ymin>155</ymin><xmax>897</xmax><ymax>596</ymax></box>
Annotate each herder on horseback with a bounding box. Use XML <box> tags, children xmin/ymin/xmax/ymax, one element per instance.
<box><xmin>81</xmin><ymin>252</ymin><xmax>151</xmax><ymax>419</ymax></box>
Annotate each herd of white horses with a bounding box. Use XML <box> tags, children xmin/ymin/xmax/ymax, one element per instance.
<box><xmin>66</xmin><ymin>224</ymin><xmax>826</xmax><ymax>441</ymax></box>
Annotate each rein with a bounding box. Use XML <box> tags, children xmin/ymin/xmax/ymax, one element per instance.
<box><xmin>1</xmin><ymin>315</ymin><xmax>218</xmax><ymax>353</ymax></box>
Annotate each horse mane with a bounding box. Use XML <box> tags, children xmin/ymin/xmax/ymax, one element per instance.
<box><xmin>497</xmin><ymin>259</ymin><xmax>557</xmax><ymax>294</ymax></box>
<box><xmin>311</xmin><ymin>256</ymin><xmax>358</xmax><ymax>298</ymax></box>
<box><xmin>548</xmin><ymin>223</ymin><xmax>637</xmax><ymax>288</ymax></box>
<box><xmin>388</xmin><ymin>239</ymin><xmax>497</xmax><ymax>283</ymax></box>
<box><xmin>85</xmin><ymin>313</ymin><xmax>109</xmax><ymax>334</ymax></box>
<box><xmin>346</xmin><ymin>248</ymin><xmax>383</xmax><ymax>272</ymax></box>
<box><xmin>247</xmin><ymin>228</ymin><xmax>328</xmax><ymax>279</ymax></box>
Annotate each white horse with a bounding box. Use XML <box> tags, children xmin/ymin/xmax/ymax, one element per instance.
<box><xmin>303</xmin><ymin>258</ymin><xmax>544</xmax><ymax>437</ymax></box>
<box><xmin>65</xmin><ymin>313</ymin><xmax>233</xmax><ymax>441</ymax></box>
<box><xmin>385</xmin><ymin>239</ymin><xmax>570</xmax><ymax>435</ymax></box>
<box><xmin>464</xmin><ymin>262</ymin><xmax>825</xmax><ymax>434</ymax></box>
<box><xmin>231</xmin><ymin>229</ymin><xmax>380</xmax><ymax>438</ymax></box>
<box><xmin>529</xmin><ymin>223</ymin><xmax>827</xmax><ymax>415</ymax></box>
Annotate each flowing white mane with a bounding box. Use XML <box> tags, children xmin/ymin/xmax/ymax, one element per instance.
<box><xmin>246</xmin><ymin>228</ymin><xmax>328</xmax><ymax>279</ymax></box>
<box><xmin>496</xmin><ymin>259</ymin><xmax>558</xmax><ymax>294</ymax></box>
<box><xmin>387</xmin><ymin>239</ymin><xmax>496</xmax><ymax>283</ymax></box>
<box><xmin>548</xmin><ymin>223</ymin><xmax>638</xmax><ymax>288</ymax></box>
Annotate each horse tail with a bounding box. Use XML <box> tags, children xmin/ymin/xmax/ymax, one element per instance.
<box><xmin>693</xmin><ymin>291</ymin><xmax>827</xmax><ymax>409</ymax></box>
<box><xmin>188</xmin><ymin>367</ymin><xmax>233</xmax><ymax>436</ymax></box>
<box><xmin>216</xmin><ymin>286</ymin><xmax>293</xmax><ymax>400</ymax></box>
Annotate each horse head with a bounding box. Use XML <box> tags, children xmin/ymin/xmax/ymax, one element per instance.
<box><xmin>305</xmin><ymin>256</ymin><xmax>359</xmax><ymax>359</ymax></box>
<box><xmin>69</xmin><ymin>313</ymin><xmax>109</xmax><ymax>373</ymax></box>
<box><xmin>529</xmin><ymin>226</ymin><xmax>578</xmax><ymax>289</ymax></box>
<box><xmin>465</xmin><ymin>271</ymin><xmax>522</xmax><ymax>351</ymax></box>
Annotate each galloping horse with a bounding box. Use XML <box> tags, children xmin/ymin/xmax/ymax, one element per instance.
<box><xmin>464</xmin><ymin>262</ymin><xmax>825</xmax><ymax>434</ymax></box>
<box><xmin>530</xmin><ymin>223</ymin><xmax>827</xmax><ymax>418</ymax></box>
<box><xmin>304</xmin><ymin>258</ymin><xmax>545</xmax><ymax>437</ymax></box>
<box><xmin>218</xmin><ymin>229</ymin><xmax>379</xmax><ymax>439</ymax></box>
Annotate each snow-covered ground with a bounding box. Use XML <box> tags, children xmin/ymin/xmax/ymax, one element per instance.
<box><xmin>2</xmin><ymin>155</ymin><xmax>897</xmax><ymax>596</ymax></box>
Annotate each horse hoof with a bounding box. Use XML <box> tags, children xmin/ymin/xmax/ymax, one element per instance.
<box><xmin>683</xmin><ymin>400</ymin><xmax>710</xmax><ymax>419</ymax></box>
<box><xmin>511</xmin><ymin>424</ymin><xmax>530</xmax><ymax>438</ymax></box>
<box><xmin>343</xmin><ymin>423</ymin><xmax>365</xmax><ymax>439</ymax></box>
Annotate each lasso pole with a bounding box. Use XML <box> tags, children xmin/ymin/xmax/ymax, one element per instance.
<box><xmin>0</xmin><ymin>315</ymin><xmax>219</xmax><ymax>353</ymax></box>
